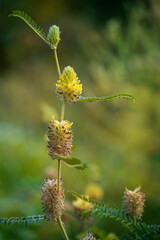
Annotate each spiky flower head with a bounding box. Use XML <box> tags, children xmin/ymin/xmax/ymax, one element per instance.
<box><xmin>41</xmin><ymin>178</ymin><xmax>64</xmax><ymax>222</ymax></box>
<box><xmin>47</xmin><ymin>117</ymin><xmax>73</xmax><ymax>159</ymax></box>
<box><xmin>123</xmin><ymin>186</ymin><xmax>145</xmax><ymax>220</ymax></box>
<box><xmin>56</xmin><ymin>66</ymin><xmax>82</xmax><ymax>103</ymax></box>
<box><xmin>47</xmin><ymin>25</ymin><xmax>60</xmax><ymax>49</ymax></box>
<box><xmin>81</xmin><ymin>233</ymin><xmax>97</xmax><ymax>240</ymax></box>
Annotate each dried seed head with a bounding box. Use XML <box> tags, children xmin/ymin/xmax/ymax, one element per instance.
<box><xmin>41</xmin><ymin>178</ymin><xmax>64</xmax><ymax>222</ymax></box>
<box><xmin>56</xmin><ymin>66</ymin><xmax>82</xmax><ymax>103</ymax></box>
<box><xmin>123</xmin><ymin>186</ymin><xmax>145</xmax><ymax>220</ymax></box>
<box><xmin>47</xmin><ymin>25</ymin><xmax>60</xmax><ymax>49</ymax></box>
<box><xmin>81</xmin><ymin>233</ymin><xmax>97</xmax><ymax>240</ymax></box>
<box><xmin>47</xmin><ymin>118</ymin><xmax>73</xmax><ymax>159</ymax></box>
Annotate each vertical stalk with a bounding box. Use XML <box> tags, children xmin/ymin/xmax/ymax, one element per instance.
<box><xmin>53</xmin><ymin>45</ymin><xmax>69</xmax><ymax>240</ymax></box>
<box><xmin>57</xmin><ymin>159</ymin><xmax>61</xmax><ymax>194</ymax></box>
<box><xmin>61</xmin><ymin>100</ymin><xmax>65</xmax><ymax>122</ymax></box>
<box><xmin>57</xmin><ymin>217</ymin><xmax>69</xmax><ymax>240</ymax></box>
<box><xmin>54</xmin><ymin>48</ymin><xmax>61</xmax><ymax>78</ymax></box>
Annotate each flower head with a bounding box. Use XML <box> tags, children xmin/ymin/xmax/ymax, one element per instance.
<box><xmin>56</xmin><ymin>66</ymin><xmax>82</xmax><ymax>103</ymax></box>
<box><xmin>47</xmin><ymin>25</ymin><xmax>60</xmax><ymax>49</ymax></box>
<box><xmin>72</xmin><ymin>196</ymin><xmax>93</xmax><ymax>211</ymax></box>
<box><xmin>47</xmin><ymin>117</ymin><xmax>73</xmax><ymax>159</ymax></box>
<box><xmin>85</xmin><ymin>183</ymin><xmax>103</xmax><ymax>201</ymax></box>
<box><xmin>81</xmin><ymin>233</ymin><xmax>97</xmax><ymax>240</ymax></box>
<box><xmin>41</xmin><ymin>178</ymin><xmax>64</xmax><ymax>222</ymax></box>
<box><xmin>123</xmin><ymin>186</ymin><xmax>145</xmax><ymax>220</ymax></box>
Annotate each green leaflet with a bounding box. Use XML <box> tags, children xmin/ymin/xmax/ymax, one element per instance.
<box><xmin>120</xmin><ymin>223</ymin><xmax>160</xmax><ymax>240</ymax></box>
<box><xmin>0</xmin><ymin>215</ymin><xmax>45</xmax><ymax>226</ymax></box>
<box><xmin>8</xmin><ymin>10</ymin><xmax>52</xmax><ymax>48</ymax></box>
<box><xmin>77</xmin><ymin>93</ymin><xmax>135</xmax><ymax>103</ymax></box>
<box><xmin>54</xmin><ymin>153</ymin><xmax>88</xmax><ymax>170</ymax></box>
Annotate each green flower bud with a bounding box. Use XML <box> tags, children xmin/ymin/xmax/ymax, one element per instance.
<box><xmin>47</xmin><ymin>25</ymin><xmax>60</xmax><ymax>49</ymax></box>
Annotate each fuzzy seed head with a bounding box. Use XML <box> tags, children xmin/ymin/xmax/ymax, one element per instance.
<box><xmin>123</xmin><ymin>186</ymin><xmax>145</xmax><ymax>220</ymax></box>
<box><xmin>41</xmin><ymin>178</ymin><xmax>64</xmax><ymax>222</ymax></box>
<box><xmin>56</xmin><ymin>66</ymin><xmax>82</xmax><ymax>103</ymax></box>
<box><xmin>81</xmin><ymin>233</ymin><xmax>97</xmax><ymax>240</ymax></box>
<box><xmin>47</xmin><ymin>118</ymin><xmax>73</xmax><ymax>159</ymax></box>
<box><xmin>47</xmin><ymin>25</ymin><xmax>60</xmax><ymax>49</ymax></box>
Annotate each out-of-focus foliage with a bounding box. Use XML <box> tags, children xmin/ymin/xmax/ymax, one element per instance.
<box><xmin>0</xmin><ymin>0</ymin><xmax>160</xmax><ymax>239</ymax></box>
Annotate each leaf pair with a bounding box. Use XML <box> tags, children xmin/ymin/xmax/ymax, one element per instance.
<box><xmin>54</xmin><ymin>153</ymin><xmax>87</xmax><ymax>170</ymax></box>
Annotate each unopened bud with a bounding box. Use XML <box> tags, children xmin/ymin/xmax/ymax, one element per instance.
<box><xmin>47</xmin><ymin>25</ymin><xmax>60</xmax><ymax>49</ymax></box>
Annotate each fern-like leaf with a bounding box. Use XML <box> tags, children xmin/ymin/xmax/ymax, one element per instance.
<box><xmin>85</xmin><ymin>206</ymin><xmax>135</xmax><ymax>227</ymax></box>
<box><xmin>0</xmin><ymin>215</ymin><xmax>45</xmax><ymax>226</ymax></box>
<box><xmin>77</xmin><ymin>93</ymin><xmax>135</xmax><ymax>103</ymax></box>
<box><xmin>72</xmin><ymin>192</ymin><xmax>135</xmax><ymax>227</ymax></box>
<box><xmin>8</xmin><ymin>10</ymin><xmax>52</xmax><ymax>48</ymax></box>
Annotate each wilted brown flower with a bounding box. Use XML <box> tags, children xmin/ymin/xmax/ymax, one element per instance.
<box><xmin>47</xmin><ymin>117</ymin><xmax>73</xmax><ymax>159</ymax></box>
<box><xmin>41</xmin><ymin>178</ymin><xmax>64</xmax><ymax>222</ymax></box>
<box><xmin>123</xmin><ymin>186</ymin><xmax>145</xmax><ymax>220</ymax></box>
<box><xmin>81</xmin><ymin>233</ymin><xmax>97</xmax><ymax>240</ymax></box>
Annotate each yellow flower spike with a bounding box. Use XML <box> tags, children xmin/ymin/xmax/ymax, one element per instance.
<box><xmin>56</xmin><ymin>66</ymin><xmax>82</xmax><ymax>103</ymax></box>
<box><xmin>47</xmin><ymin>117</ymin><xmax>73</xmax><ymax>159</ymax></box>
<box><xmin>123</xmin><ymin>186</ymin><xmax>145</xmax><ymax>220</ymax></box>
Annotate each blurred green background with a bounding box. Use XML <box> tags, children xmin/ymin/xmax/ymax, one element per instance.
<box><xmin>0</xmin><ymin>0</ymin><xmax>160</xmax><ymax>239</ymax></box>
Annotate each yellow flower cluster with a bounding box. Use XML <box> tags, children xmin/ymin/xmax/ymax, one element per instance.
<box><xmin>47</xmin><ymin>117</ymin><xmax>73</xmax><ymax>158</ymax></box>
<box><xmin>56</xmin><ymin>66</ymin><xmax>82</xmax><ymax>103</ymax></box>
<box><xmin>72</xmin><ymin>196</ymin><xmax>93</xmax><ymax>211</ymax></box>
<box><xmin>85</xmin><ymin>183</ymin><xmax>103</xmax><ymax>201</ymax></box>
<box><xmin>41</xmin><ymin>179</ymin><xmax>64</xmax><ymax>222</ymax></box>
<box><xmin>123</xmin><ymin>186</ymin><xmax>145</xmax><ymax>220</ymax></box>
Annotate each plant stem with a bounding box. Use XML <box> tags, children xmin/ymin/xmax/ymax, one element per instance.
<box><xmin>61</xmin><ymin>100</ymin><xmax>65</xmax><ymax>122</ymax></box>
<box><xmin>57</xmin><ymin>217</ymin><xmax>70</xmax><ymax>240</ymax></box>
<box><xmin>54</xmin><ymin>48</ymin><xmax>61</xmax><ymax>78</ymax></box>
<box><xmin>54</xmin><ymin>47</ymin><xmax>69</xmax><ymax>240</ymax></box>
<box><xmin>57</xmin><ymin>159</ymin><xmax>61</xmax><ymax>194</ymax></box>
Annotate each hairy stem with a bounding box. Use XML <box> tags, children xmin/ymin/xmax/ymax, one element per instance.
<box><xmin>54</xmin><ymin>48</ymin><xmax>61</xmax><ymax>78</ymax></box>
<box><xmin>57</xmin><ymin>159</ymin><xmax>61</xmax><ymax>194</ymax></box>
<box><xmin>57</xmin><ymin>217</ymin><xmax>70</xmax><ymax>240</ymax></box>
<box><xmin>61</xmin><ymin>100</ymin><xmax>65</xmax><ymax>122</ymax></box>
<box><xmin>54</xmin><ymin>46</ymin><xmax>69</xmax><ymax>240</ymax></box>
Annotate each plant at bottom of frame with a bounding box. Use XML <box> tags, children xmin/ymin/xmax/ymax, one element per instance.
<box><xmin>72</xmin><ymin>186</ymin><xmax>160</xmax><ymax>240</ymax></box>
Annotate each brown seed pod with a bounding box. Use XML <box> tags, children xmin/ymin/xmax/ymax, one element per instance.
<box><xmin>81</xmin><ymin>233</ymin><xmax>97</xmax><ymax>240</ymax></box>
<box><xmin>41</xmin><ymin>178</ymin><xmax>64</xmax><ymax>222</ymax></box>
<box><xmin>123</xmin><ymin>186</ymin><xmax>145</xmax><ymax>220</ymax></box>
